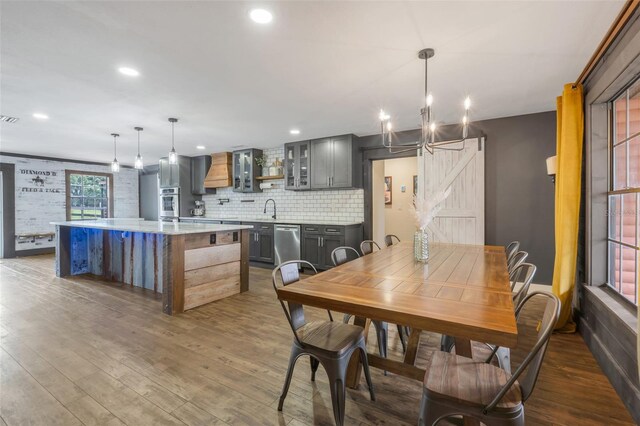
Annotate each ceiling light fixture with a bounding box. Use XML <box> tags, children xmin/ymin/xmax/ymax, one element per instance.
<box><xmin>134</xmin><ymin>127</ymin><xmax>144</xmax><ymax>170</ymax></box>
<box><xmin>380</xmin><ymin>48</ymin><xmax>477</xmax><ymax>154</ymax></box>
<box><xmin>168</xmin><ymin>117</ymin><xmax>178</xmax><ymax>164</ymax></box>
<box><xmin>289</xmin><ymin>129</ymin><xmax>300</xmax><ymax>135</ymax></box>
<box><xmin>110</xmin><ymin>133</ymin><xmax>120</xmax><ymax>172</ymax></box>
<box><xmin>118</xmin><ymin>67</ymin><xmax>140</xmax><ymax>77</ymax></box>
<box><xmin>33</xmin><ymin>113</ymin><xmax>49</xmax><ymax>120</ymax></box>
<box><xmin>196</xmin><ymin>145</ymin><xmax>206</xmax><ymax>150</ymax></box>
<box><xmin>249</xmin><ymin>8</ymin><xmax>272</xmax><ymax>24</ymax></box>
<box><xmin>0</xmin><ymin>115</ymin><xmax>19</xmax><ymax>123</ymax></box>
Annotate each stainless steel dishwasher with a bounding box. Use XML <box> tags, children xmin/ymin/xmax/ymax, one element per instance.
<box><xmin>274</xmin><ymin>224</ymin><xmax>301</xmax><ymax>265</ymax></box>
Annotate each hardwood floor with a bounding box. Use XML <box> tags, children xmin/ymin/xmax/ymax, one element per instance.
<box><xmin>0</xmin><ymin>255</ymin><xmax>634</xmax><ymax>426</ymax></box>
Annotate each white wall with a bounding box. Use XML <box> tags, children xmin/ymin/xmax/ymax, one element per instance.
<box><xmin>383</xmin><ymin>157</ymin><xmax>418</xmax><ymax>242</ymax></box>
<box><xmin>202</xmin><ymin>147</ymin><xmax>364</xmax><ymax>223</ymax></box>
<box><xmin>0</xmin><ymin>155</ymin><xmax>139</xmax><ymax>251</ymax></box>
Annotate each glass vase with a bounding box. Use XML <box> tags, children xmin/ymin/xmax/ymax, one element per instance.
<box><xmin>414</xmin><ymin>229</ymin><xmax>429</xmax><ymax>262</ymax></box>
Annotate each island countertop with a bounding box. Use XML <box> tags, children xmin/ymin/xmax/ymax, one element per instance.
<box><xmin>51</xmin><ymin>218</ymin><xmax>254</xmax><ymax>235</ymax></box>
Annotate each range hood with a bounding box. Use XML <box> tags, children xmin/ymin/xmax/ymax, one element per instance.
<box><xmin>204</xmin><ymin>152</ymin><xmax>232</xmax><ymax>188</ymax></box>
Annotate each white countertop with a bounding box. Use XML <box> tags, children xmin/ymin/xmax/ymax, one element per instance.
<box><xmin>179</xmin><ymin>216</ymin><xmax>363</xmax><ymax>226</ymax></box>
<box><xmin>51</xmin><ymin>219</ymin><xmax>253</xmax><ymax>235</ymax></box>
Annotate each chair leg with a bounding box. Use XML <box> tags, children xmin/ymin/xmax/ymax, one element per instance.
<box><xmin>342</xmin><ymin>313</ymin><xmax>352</xmax><ymax>324</ymax></box>
<box><xmin>358</xmin><ymin>345</ymin><xmax>375</xmax><ymax>401</ymax></box>
<box><xmin>418</xmin><ymin>393</ymin><xmax>458</xmax><ymax>426</ymax></box>
<box><xmin>440</xmin><ymin>334</ymin><xmax>455</xmax><ymax>352</ymax></box>
<box><xmin>278</xmin><ymin>345</ymin><xmax>302</xmax><ymax>411</ymax></box>
<box><xmin>496</xmin><ymin>347</ymin><xmax>511</xmax><ymax>375</ymax></box>
<box><xmin>310</xmin><ymin>356</ymin><xmax>320</xmax><ymax>381</ymax></box>
<box><xmin>322</xmin><ymin>357</ymin><xmax>348</xmax><ymax>426</ymax></box>
<box><xmin>372</xmin><ymin>321</ymin><xmax>388</xmax><ymax>358</ymax></box>
<box><xmin>397</xmin><ymin>324</ymin><xmax>407</xmax><ymax>353</ymax></box>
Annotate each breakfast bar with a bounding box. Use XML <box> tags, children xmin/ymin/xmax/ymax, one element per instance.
<box><xmin>51</xmin><ymin>219</ymin><xmax>253</xmax><ymax>315</ymax></box>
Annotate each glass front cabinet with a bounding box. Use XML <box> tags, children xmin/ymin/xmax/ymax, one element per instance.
<box><xmin>284</xmin><ymin>141</ymin><xmax>311</xmax><ymax>190</ymax></box>
<box><xmin>232</xmin><ymin>148</ymin><xmax>263</xmax><ymax>193</ymax></box>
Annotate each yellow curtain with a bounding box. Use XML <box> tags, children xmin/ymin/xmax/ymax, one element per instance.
<box><xmin>551</xmin><ymin>83</ymin><xmax>584</xmax><ymax>332</ymax></box>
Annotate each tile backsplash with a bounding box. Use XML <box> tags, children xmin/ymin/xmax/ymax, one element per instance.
<box><xmin>202</xmin><ymin>147</ymin><xmax>364</xmax><ymax>223</ymax></box>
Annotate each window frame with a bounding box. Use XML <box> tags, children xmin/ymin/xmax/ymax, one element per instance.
<box><xmin>65</xmin><ymin>170</ymin><xmax>114</xmax><ymax>221</ymax></box>
<box><xmin>607</xmin><ymin>83</ymin><xmax>640</xmax><ymax>306</ymax></box>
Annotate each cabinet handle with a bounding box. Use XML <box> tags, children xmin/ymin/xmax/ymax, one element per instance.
<box><xmin>317</xmin><ymin>236</ymin><xmax>321</xmax><ymax>247</ymax></box>
<box><xmin>321</xmin><ymin>237</ymin><xmax>324</xmax><ymax>247</ymax></box>
<box><xmin>329</xmin><ymin>177</ymin><xmax>332</xmax><ymax>186</ymax></box>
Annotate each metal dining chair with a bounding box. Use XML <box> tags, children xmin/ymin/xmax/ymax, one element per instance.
<box><xmin>508</xmin><ymin>251</ymin><xmax>528</xmax><ymax>276</ymax></box>
<box><xmin>506</xmin><ymin>241</ymin><xmax>520</xmax><ymax>264</ymax></box>
<box><xmin>440</xmin><ymin>262</ymin><xmax>537</xmax><ymax>374</ymax></box>
<box><xmin>419</xmin><ymin>292</ymin><xmax>561</xmax><ymax>426</ymax></box>
<box><xmin>360</xmin><ymin>240</ymin><xmax>381</xmax><ymax>255</ymax></box>
<box><xmin>384</xmin><ymin>234</ymin><xmax>401</xmax><ymax>247</ymax></box>
<box><xmin>273</xmin><ymin>260</ymin><xmax>375</xmax><ymax>426</ymax></box>
<box><xmin>332</xmin><ymin>246</ymin><xmax>391</xmax><ymax>362</ymax></box>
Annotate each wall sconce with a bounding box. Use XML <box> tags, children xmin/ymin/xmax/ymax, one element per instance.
<box><xmin>546</xmin><ymin>155</ymin><xmax>557</xmax><ymax>184</ymax></box>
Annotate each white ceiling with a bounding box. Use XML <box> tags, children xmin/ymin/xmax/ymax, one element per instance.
<box><xmin>0</xmin><ymin>1</ymin><xmax>623</xmax><ymax>165</ymax></box>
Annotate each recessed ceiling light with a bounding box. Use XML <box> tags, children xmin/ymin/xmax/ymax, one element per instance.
<box><xmin>33</xmin><ymin>113</ymin><xmax>49</xmax><ymax>120</ymax></box>
<box><xmin>249</xmin><ymin>9</ymin><xmax>272</xmax><ymax>24</ymax></box>
<box><xmin>118</xmin><ymin>67</ymin><xmax>140</xmax><ymax>77</ymax></box>
<box><xmin>289</xmin><ymin>129</ymin><xmax>300</xmax><ymax>135</ymax></box>
<box><xmin>196</xmin><ymin>145</ymin><xmax>206</xmax><ymax>150</ymax></box>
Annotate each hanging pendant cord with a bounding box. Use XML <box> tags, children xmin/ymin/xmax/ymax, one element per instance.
<box><xmin>171</xmin><ymin>122</ymin><xmax>175</xmax><ymax>150</ymax></box>
<box><xmin>113</xmin><ymin>135</ymin><xmax>117</xmax><ymax>157</ymax></box>
<box><xmin>137</xmin><ymin>130</ymin><xmax>141</xmax><ymax>155</ymax></box>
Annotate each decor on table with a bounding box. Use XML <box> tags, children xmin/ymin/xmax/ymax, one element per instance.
<box><xmin>411</xmin><ymin>187</ymin><xmax>451</xmax><ymax>261</ymax></box>
<box><xmin>378</xmin><ymin>48</ymin><xmax>478</xmax><ymax>155</ymax></box>
<box><xmin>255</xmin><ymin>154</ymin><xmax>269</xmax><ymax>175</ymax></box>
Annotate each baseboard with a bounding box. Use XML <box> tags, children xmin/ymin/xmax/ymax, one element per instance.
<box><xmin>15</xmin><ymin>247</ymin><xmax>55</xmax><ymax>257</ymax></box>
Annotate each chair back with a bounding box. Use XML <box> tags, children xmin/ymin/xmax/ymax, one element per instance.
<box><xmin>384</xmin><ymin>234</ymin><xmax>401</xmax><ymax>247</ymax></box>
<box><xmin>510</xmin><ymin>263</ymin><xmax>536</xmax><ymax>308</ymax></box>
<box><xmin>484</xmin><ymin>292</ymin><xmax>560</xmax><ymax>413</ymax></box>
<box><xmin>331</xmin><ymin>246</ymin><xmax>360</xmax><ymax>266</ymax></box>
<box><xmin>272</xmin><ymin>260</ymin><xmax>318</xmax><ymax>344</ymax></box>
<box><xmin>360</xmin><ymin>240</ymin><xmax>381</xmax><ymax>255</ymax></box>
<box><xmin>508</xmin><ymin>251</ymin><xmax>528</xmax><ymax>276</ymax></box>
<box><xmin>506</xmin><ymin>241</ymin><xmax>520</xmax><ymax>264</ymax></box>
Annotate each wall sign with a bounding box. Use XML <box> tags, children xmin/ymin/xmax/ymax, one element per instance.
<box><xmin>18</xmin><ymin>168</ymin><xmax>61</xmax><ymax>193</ymax></box>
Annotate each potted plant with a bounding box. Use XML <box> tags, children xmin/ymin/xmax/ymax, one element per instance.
<box><xmin>411</xmin><ymin>187</ymin><xmax>451</xmax><ymax>261</ymax></box>
<box><xmin>254</xmin><ymin>154</ymin><xmax>269</xmax><ymax>176</ymax></box>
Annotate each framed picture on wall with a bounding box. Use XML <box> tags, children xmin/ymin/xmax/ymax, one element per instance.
<box><xmin>413</xmin><ymin>175</ymin><xmax>418</xmax><ymax>196</ymax></box>
<box><xmin>384</xmin><ymin>176</ymin><xmax>392</xmax><ymax>204</ymax></box>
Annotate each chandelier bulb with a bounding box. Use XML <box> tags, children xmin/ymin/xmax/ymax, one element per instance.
<box><xmin>426</xmin><ymin>93</ymin><xmax>433</xmax><ymax>107</ymax></box>
<box><xmin>386</xmin><ymin>121</ymin><xmax>392</xmax><ymax>131</ymax></box>
<box><xmin>429</xmin><ymin>122</ymin><xmax>436</xmax><ymax>132</ymax></box>
<box><xmin>464</xmin><ymin>97</ymin><xmax>471</xmax><ymax>110</ymax></box>
<box><xmin>462</xmin><ymin>115</ymin><xmax>468</xmax><ymax>125</ymax></box>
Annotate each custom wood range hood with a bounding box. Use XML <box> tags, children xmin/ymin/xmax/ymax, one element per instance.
<box><xmin>204</xmin><ymin>152</ymin><xmax>232</xmax><ymax>188</ymax></box>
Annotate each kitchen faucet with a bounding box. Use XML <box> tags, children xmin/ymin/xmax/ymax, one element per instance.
<box><xmin>264</xmin><ymin>198</ymin><xmax>277</xmax><ymax>220</ymax></box>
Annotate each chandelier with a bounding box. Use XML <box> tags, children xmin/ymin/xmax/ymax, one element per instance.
<box><xmin>380</xmin><ymin>48</ymin><xmax>474</xmax><ymax>154</ymax></box>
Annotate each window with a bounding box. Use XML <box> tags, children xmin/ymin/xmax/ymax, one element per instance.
<box><xmin>608</xmin><ymin>80</ymin><xmax>640</xmax><ymax>304</ymax></box>
<box><xmin>65</xmin><ymin>171</ymin><xmax>113</xmax><ymax>220</ymax></box>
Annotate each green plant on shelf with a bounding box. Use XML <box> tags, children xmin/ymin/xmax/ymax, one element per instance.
<box><xmin>254</xmin><ymin>154</ymin><xmax>268</xmax><ymax>168</ymax></box>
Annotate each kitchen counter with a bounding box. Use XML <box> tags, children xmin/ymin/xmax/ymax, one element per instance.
<box><xmin>178</xmin><ymin>216</ymin><xmax>363</xmax><ymax>226</ymax></box>
<box><xmin>51</xmin><ymin>218</ymin><xmax>253</xmax><ymax>235</ymax></box>
<box><xmin>52</xmin><ymin>218</ymin><xmax>251</xmax><ymax>315</ymax></box>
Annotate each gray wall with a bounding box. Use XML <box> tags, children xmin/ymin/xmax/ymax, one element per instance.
<box><xmin>359</xmin><ymin>110</ymin><xmax>557</xmax><ymax>283</ymax></box>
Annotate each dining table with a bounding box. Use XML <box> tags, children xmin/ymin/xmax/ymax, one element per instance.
<box><xmin>276</xmin><ymin>240</ymin><xmax>518</xmax><ymax>424</ymax></box>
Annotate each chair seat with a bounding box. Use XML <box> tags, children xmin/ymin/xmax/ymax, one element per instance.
<box><xmin>424</xmin><ymin>351</ymin><xmax>522</xmax><ymax>411</ymax></box>
<box><xmin>296</xmin><ymin>321</ymin><xmax>365</xmax><ymax>355</ymax></box>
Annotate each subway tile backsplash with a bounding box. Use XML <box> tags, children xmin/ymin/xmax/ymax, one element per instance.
<box><xmin>202</xmin><ymin>147</ymin><xmax>364</xmax><ymax>223</ymax></box>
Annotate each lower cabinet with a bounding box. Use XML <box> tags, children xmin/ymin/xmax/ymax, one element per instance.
<box><xmin>301</xmin><ymin>224</ymin><xmax>362</xmax><ymax>270</ymax></box>
<box><xmin>245</xmin><ymin>223</ymin><xmax>274</xmax><ymax>264</ymax></box>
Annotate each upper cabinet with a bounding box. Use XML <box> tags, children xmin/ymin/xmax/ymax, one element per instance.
<box><xmin>158</xmin><ymin>157</ymin><xmax>180</xmax><ymax>188</ymax></box>
<box><xmin>232</xmin><ymin>148</ymin><xmax>263</xmax><ymax>193</ymax></box>
<box><xmin>204</xmin><ymin>152</ymin><xmax>232</xmax><ymax>189</ymax></box>
<box><xmin>285</xmin><ymin>134</ymin><xmax>360</xmax><ymax>191</ymax></box>
<box><xmin>284</xmin><ymin>141</ymin><xmax>311</xmax><ymax>190</ymax></box>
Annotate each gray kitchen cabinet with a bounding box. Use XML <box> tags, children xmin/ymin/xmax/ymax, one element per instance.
<box><xmin>244</xmin><ymin>222</ymin><xmax>274</xmax><ymax>263</ymax></box>
<box><xmin>284</xmin><ymin>141</ymin><xmax>311</xmax><ymax>190</ymax></box>
<box><xmin>159</xmin><ymin>158</ymin><xmax>180</xmax><ymax>188</ymax></box>
<box><xmin>301</xmin><ymin>224</ymin><xmax>363</xmax><ymax>270</ymax></box>
<box><xmin>308</xmin><ymin>135</ymin><xmax>359</xmax><ymax>190</ymax></box>
<box><xmin>233</xmin><ymin>149</ymin><xmax>263</xmax><ymax>193</ymax></box>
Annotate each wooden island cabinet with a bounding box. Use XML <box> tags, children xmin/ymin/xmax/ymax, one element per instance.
<box><xmin>52</xmin><ymin>219</ymin><xmax>253</xmax><ymax>315</ymax></box>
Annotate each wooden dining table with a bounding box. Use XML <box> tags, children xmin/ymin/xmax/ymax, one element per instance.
<box><xmin>276</xmin><ymin>241</ymin><xmax>518</xmax><ymax>391</ymax></box>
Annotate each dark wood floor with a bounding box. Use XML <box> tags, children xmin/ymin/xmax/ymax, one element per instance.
<box><xmin>0</xmin><ymin>255</ymin><xmax>634</xmax><ymax>425</ymax></box>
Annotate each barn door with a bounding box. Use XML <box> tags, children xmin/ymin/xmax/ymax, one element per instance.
<box><xmin>418</xmin><ymin>137</ymin><xmax>485</xmax><ymax>244</ymax></box>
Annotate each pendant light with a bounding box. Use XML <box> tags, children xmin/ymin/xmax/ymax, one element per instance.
<box><xmin>110</xmin><ymin>133</ymin><xmax>120</xmax><ymax>172</ymax></box>
<box><xmin>134</xmin><ymin>126</ymin><xmax>144</xmax><ymax>169</ymax></box>
<box><xmin>168</xmin><ymin>117</ymin><xmax>178</xmax><ymax>164</ymax></box>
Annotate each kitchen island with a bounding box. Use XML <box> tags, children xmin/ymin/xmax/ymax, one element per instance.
<box><xmin>51</xmin><ymin>219</ymin><xmax>253</xmax><ymax>315</ymax></box>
